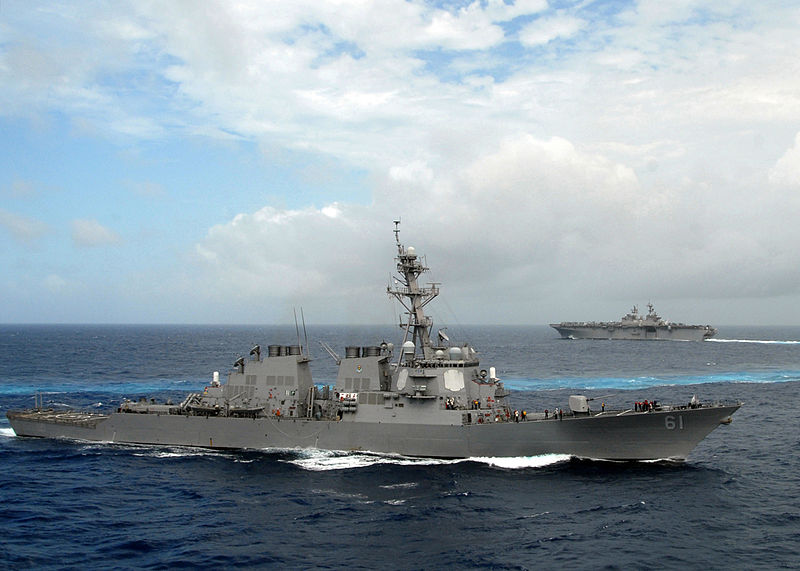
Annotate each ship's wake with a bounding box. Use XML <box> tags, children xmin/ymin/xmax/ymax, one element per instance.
<box><xmin>468</xmin><ymin>454</ymin><xmax>572</xmax><ymax>469</ymax></box>
<box><xmin>504</xmin><ymin>370</ymin><xmax>800</xmax><ymax>391</ymax></box>
<box><xmin>708</xmin><ymin>339</ymin><xmax>800</xmax><ymax>345</ymax></box>
<box><xmin>283</xmin><ymin>449</ymin><xmax>571</xmax><ymax>471</ymax></box>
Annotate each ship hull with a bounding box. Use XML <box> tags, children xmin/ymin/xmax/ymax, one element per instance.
<box><xmin>551</xmin><ymin>325</ymin><xmax>715</xmax><ymax>341</ymax></box>
<box><xmin>7</xmin><ymin>403</ymin><xmax>739</xmax><ymax>461</ymax></box>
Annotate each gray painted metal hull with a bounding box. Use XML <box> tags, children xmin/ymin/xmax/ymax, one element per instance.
<box><xmin>550</xmin><ymin>325</ymin><xmax>714</xmax><ymax>341</ymax></box>
<box><xmin>7</xmin><ymin>403</ymin><xmax>740</xmax><ymax>461</ymax></box>
<box><xmin>550</xmin><ymin>303</ymin><xmax>717</xmax><ymax>341</ymax></box>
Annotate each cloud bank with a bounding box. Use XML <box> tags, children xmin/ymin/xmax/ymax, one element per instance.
<box><xmin>2</xmin><ymin>1</ymin><xmax>800</xmax><ymax>325</ymax></box>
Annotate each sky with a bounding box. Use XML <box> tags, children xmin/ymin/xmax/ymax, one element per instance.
<box><xmin>2</xmin><ymin>0</ymin><xmax>800</xmax><ymax>326</ymax></box>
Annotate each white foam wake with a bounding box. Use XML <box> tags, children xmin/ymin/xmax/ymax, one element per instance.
<box><xmin>131</xmin><ymin>447</ymin><xmax>220</xmax><ymax>459</ymax></box>
<box><xmin>468</xmin><ymin>454</ymin><xmax>571</xmax><ymax>469</ymax></box>
<box><xmin>708</xmin><ymin>339</ymin><xmax>800</xmax><ymax>344</ymax></box>
<box><xmin>285</xmin><ymin>449</ymin><xmax>459</xmax><ymax>471</ymax></box>
<box><xmin>284</xmin><ymin>449</ymin><xmax>571</xmax><ymax>471</ymax></box>
<box><xmin>0</xmin><ymin>427</ymin><xmax>17</xmax><ymax>438</ymax></box>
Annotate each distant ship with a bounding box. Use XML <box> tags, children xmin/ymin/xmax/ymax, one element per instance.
<box><xmin>550</xmin><ymin>303</ymin><xmax>717</xmax><ymax>341</ymax></box>
<box><xmin>7</xmin><ymin>226</ymin><xmax>738</xmax><ymax>461</ymax></box>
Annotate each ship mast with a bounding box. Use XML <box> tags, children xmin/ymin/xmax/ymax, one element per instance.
<box><xmin>388</xmin><ymin>221</ymin><xmax>439</xmax><ymax>361</ymax></box>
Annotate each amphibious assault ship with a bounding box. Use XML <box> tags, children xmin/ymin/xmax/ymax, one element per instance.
<box><xmin>550</xmin><ymin>303</ymin><xmax>717</xmax><ymax>341</ymax></box>
<box><xmin>8</xmin><ymin>223</ymin><xmax>739</xmax><ymax>461</ymax></box>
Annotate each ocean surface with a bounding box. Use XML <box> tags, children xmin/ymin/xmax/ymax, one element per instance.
<box><xmin>1</xmin><ymin>324</ymin><xmax>799</xmax><ymax>570</ymax></box>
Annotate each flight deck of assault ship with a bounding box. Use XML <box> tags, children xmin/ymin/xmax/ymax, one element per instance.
<box><xmin>7</xmin><ymin>223</ymin><xmax>739</xmax><ymax>461</ymax></box>
<box><xmin>550</xmin><ymin>303</ymin><xmax>718</xmax><ymax>341</ymax></box>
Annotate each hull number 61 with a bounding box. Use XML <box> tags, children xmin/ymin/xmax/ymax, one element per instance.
<box><xmin>665</xmin><ymin>415</ymin><xmax>684</xmax><ymax>430</ymax></box>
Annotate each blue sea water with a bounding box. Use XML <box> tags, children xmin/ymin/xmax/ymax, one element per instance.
<box><xmin>1</xmin><ymin>324</ymin><xmax>799</xmax><ymax>569</ymax></box>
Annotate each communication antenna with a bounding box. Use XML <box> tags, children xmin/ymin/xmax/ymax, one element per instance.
<box><xmin>301</xmin><ymin>307</ymin><xmax>309</xmax><ymax>358</ymax></box>
<box><xmin>393</xmin><ymin>218</ymin><xmax>401</xmax><ymax>243</ymax></box>
<box><xmin>294</xmin><ymin>308</ymin><xmax>301</xmax><ymax>349</ymax></box>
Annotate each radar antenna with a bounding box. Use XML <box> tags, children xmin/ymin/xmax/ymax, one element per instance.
<box><xmin>393</xmin><ymin>218</ymin><xmax>401</xmax><ymax>244</ymax></box>
<box><xmin>387</xmin><ymin>221</ymin><xmax>439</xmax><ymax>362</ymax></box>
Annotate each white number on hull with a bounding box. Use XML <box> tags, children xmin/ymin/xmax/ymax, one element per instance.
<box><xmin>665</xmin><ymin>415</ymin><xmax>684</xmax><ymax>430</ymax></box>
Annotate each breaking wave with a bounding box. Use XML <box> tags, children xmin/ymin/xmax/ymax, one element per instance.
<box><xmin>283</xmin><ymin>449</ymin><xmax>570</xmax><ymax>471</ymax></box>
<box><xmin>468</xmin><ymin>454</ymin><xmax>572</xmax><ymax>469</ymax></box>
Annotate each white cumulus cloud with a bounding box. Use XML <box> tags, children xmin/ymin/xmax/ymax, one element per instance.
<box><xmin>769</xmin><ymin>132</ymin><xmax>800</xmax><ymax>187</ymax></box>
<box><xmin>0</xmin><ymin>209</ymin><xmax>49</xmax><ymax>244</ymax></box>
<box><xmin>71</xmin><ymin>219</ymin><xmax>122</xmax><ymax>248</ymax></box>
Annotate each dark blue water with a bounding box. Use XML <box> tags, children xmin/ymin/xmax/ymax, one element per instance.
<box><xmin>1</xmin><ymin>325</ymin><xmax>799</xmax><ymax>569</ymax></box>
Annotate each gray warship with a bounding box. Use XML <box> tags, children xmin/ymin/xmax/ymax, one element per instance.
<box><xmin>8</xmin><ymin>223</ymin><xmax>739</xmax><ymax>461</ymax></box>
<box><xmin>550</xmin><ymin>303</ymin><xmax>717</xmax><ymax>341</ymax></box>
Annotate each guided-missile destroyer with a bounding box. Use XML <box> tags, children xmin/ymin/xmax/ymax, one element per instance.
<box><xmin>8</xmin><ymin>223</ymin><xmax>739</xmax><ymax>461</ymax></box>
